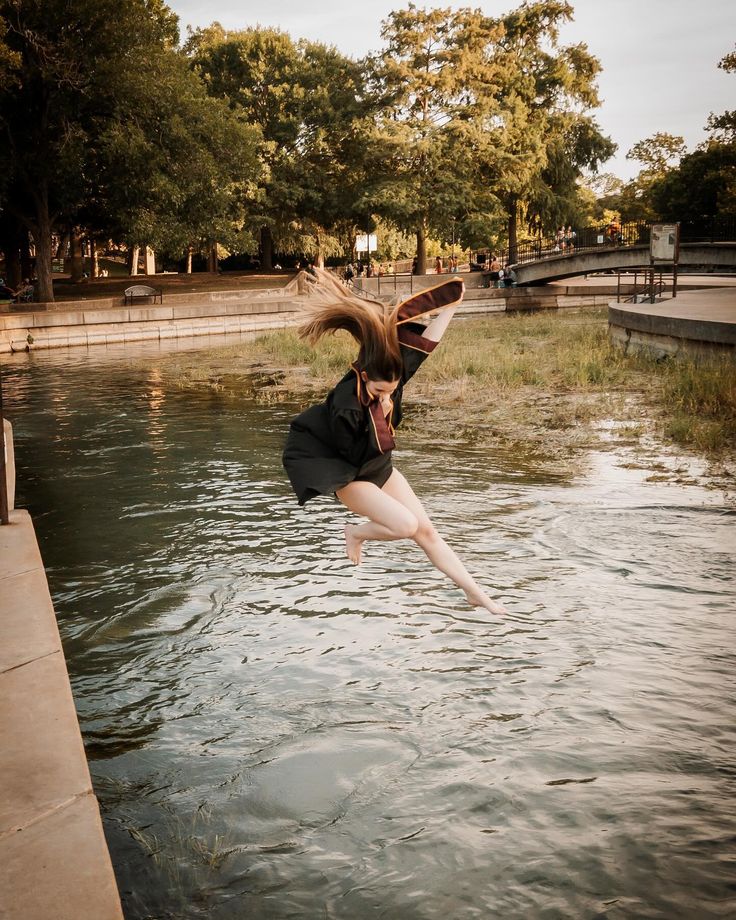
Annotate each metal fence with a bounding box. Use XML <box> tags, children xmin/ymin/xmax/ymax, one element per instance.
<box><xmin>472</xmin><ymin>217</ymin><xmax>736</xmax><ymax>270</ymax></box>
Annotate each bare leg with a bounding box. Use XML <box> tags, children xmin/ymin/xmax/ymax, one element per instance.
<box><xmin>336</xmin><ymin>479</ymin><xmax>419</xmax><ymax>564</ymax></box>
<box><xmin>382</xmin><ymin>469</ymin><xmax>507</xmax><ymax>614</ymax></box>
<box><xmin>337</xmin><ymin>471</ymin><xmax>507</xmax><ymax>613</ymax></box>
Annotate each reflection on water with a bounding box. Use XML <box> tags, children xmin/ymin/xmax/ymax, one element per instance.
<box><xmin>3</xmin><ymin>340</ymin><xmax>736</xmax><ymax>920</ymax></box>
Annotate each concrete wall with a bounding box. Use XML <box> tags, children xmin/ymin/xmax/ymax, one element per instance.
<box><xmin>609</xmin><ymin>302</ymin><xmax>736</xmax><ymax>358</ymax></box>
<box><xmin>0</xmin><ymin>423</ymin><xmax>124</xmax><ymax>920</ymax></box>
<box><xmin>0</xmin><ymin>284</ymin><xmax>618</xmax><ymax>355</ymax></box>
<box><xmin>0</xmin><ymin>297</ymin><xmax>304</xmax><ymax>354</ymax></box>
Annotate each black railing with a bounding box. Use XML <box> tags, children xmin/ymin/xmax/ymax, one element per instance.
<box><xmin>679</xmin><ymin>216</ymin><xmax>736</xmax><ymax>244</ymax></box>
<box><xmin>473</xmin><ymin>221</ymin><xmax>650</xmax><ymax>270</ymax></box>
<box><xmin>617</xmin><ymin>268</ymin><xmax>668</xmax><ymax>305</ymax></box>
<box><xmin>472</xmin><ymin>216</ymin><xmax>736</xmax><ymax>271</ymax></box>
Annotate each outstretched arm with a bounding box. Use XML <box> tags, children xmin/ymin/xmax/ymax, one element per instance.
<box><xmin>423</xmin><ymin>302</ymin><xmax>459</xmax><ymax>343</ymax></box>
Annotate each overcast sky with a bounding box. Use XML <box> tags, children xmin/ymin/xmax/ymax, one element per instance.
<box><xmin>168</xmin><ymin>0</ymin><xmax>735</xmax><ymax>180</ymax></box>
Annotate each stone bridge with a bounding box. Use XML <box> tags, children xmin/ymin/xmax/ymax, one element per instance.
<box><xmin>512</xmin><ymin>243</ymin><xmax>736</xmax><ymax>286</ymax></box>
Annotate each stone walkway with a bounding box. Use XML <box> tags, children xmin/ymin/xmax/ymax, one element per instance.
<box><xmin>0</xmin><ymin>423</ymin><xmax>123</xmax><ymax>920</ymax></box>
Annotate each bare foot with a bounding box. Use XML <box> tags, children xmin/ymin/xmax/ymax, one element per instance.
<box><xmin>465</xmin><ymin>589</ymin><xmax>507</xmax><ymax>615</ymax></box>
<box><xmin>344</xmin><ymin>524</ymin><xmax>364</xmax><ymax>565</ymax></box>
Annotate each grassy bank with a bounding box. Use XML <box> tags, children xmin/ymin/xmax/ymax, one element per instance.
<box><xmin>154</xmin><ymin>308</ymin><xmax>736</xmax><ymax>461</ymax></box>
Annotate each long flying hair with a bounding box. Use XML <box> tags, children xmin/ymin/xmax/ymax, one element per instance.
<box><xmin>298</xmin><ymin>270</ymin><xmax>403</xmax><ymax>382</ymax></box>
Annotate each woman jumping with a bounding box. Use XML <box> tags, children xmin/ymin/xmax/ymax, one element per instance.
<box><xmin>282</xmin><ymin>271</ymin><xmax>507</xmax><ymax>615</ymax></box>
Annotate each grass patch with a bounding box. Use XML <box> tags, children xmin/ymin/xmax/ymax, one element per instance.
<box><xmin>150</xmin><ymin>309</ymin><xmax>736</xmax><ymax>458</ymax></box>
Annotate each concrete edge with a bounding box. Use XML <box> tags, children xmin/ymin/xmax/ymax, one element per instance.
<box><xmin>0</xmin><ymin>504</ymin><xmax>124</xmax><ymax>919</ymax></box>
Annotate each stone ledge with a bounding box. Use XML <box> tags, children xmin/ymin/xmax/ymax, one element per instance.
<box><xmin>609</xmin><ymin>304</ymin><xmax>736</xmax><ymax>346</ymax></box>
<box><xmin>0</xmin><ymin>567</ymin><xmax>61</xmax><ymax>674</ymax></box>
<box><xmin>0</xmin><ymin>509</ymin><xmax>123</xmax><ymax>919</ymax></box>
<box><xmin>0</xmin><ymin>793</ymin><xmax>123</xmax><ymax>920</ymax></box>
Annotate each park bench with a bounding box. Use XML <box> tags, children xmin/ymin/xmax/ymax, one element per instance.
<box><xmin>123</xmin><ymin>284</ymin><xmax>163</xmax><ymax>305</ymax></box>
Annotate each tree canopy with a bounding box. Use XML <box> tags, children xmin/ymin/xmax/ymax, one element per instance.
<box><xmin>0</xmin><ymin>0</ymin><xmax>260</xmax><ymax>299</ymax></box>
<box><xmin>186</xmin><ymin>24</ymin><xmax>375</xmax><ymax>268</ymax></box>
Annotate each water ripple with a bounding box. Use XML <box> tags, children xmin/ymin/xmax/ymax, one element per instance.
<box><xmin>2</xmin><ymin>342</ymin><xmax>735</xmax><ymax>920</ymax></box>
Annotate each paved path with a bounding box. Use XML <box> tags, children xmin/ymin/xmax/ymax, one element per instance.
<box><xmin>551</xmin><ymin>273</ymin><xmax>736</xmax><ymax>290</ymax></box>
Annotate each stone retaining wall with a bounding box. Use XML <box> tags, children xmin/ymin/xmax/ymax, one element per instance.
<box><xmin>0</xmin><ymin>421</ymin><xmax>124</xmax><ymax>920</ymax></box>
<box><xmin>0</xmin><ymin>297</ymin><xmax>304</xmax><ymax>354</ymax></box>
<box><xmin>0</xmin><ymin>286</ymin><xmax>617</xmax><ymax>355</ymax></box>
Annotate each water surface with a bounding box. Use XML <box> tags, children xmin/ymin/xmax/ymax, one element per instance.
<box><xmin>2</xmin><ymin>340</ymin><xmax>735</xmax><ymax>919</ymax></box>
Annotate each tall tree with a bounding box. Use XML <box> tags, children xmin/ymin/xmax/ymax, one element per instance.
<box><xmin>372</xmin><ymin>2</ymin><xmax>612</xmax><ymax>267</ymax></box>
<box><xmin>488</xmin><ymin>1</ymin><xmax>613</xmax><ymax>259</ymax></box>
<box><xmin>186</xmin><ymin>26</ymin><xmax>373</xmax><ymax>269</ymax></box>
<box><xmin>626</xmin><ymin>132</ymin><xmax>688</xmax><ymax>176</ymax></box>
<box><xmin>0</xmin><ymin>0</ymin><xmax>180</xmax><ymax>300</ymax></box>
<box><xmin>372</xmin><ymin>5</ymin><xmax>506</xmax><ymax>272</ymax></box>
<box><xmin>90</xmin><ymin>49</ymin><xmax>261</xmax><ymax>264</ymax></box>
<box><xmin>707</xmin><ymin>45</ymin><xmax>736</xmax><ymax>141</ymax></box>
<box><xmin>0</xmin><ymin>0</ymin><xmax>259</xmax><ymax>299</ymax></box>
<box><xmin>649</xmin><ymin>142</ymin><xmax>736</xmax><ymax>221</ymax></box>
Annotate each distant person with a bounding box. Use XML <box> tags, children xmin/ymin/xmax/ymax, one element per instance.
<box><xmin>305</xmin><ymin>259</ymin><xmax>318</xmax><ymax>279</ymax></box>
<box><xmin>0</xmin><ymin>278</ymin><xmax>17</xmax><ymax>300</ymax></box>
<box><xmin>345</xmin><ymin>262</ymin><xmax>355</xmax><ymax>283</ymax></box>
<box><xmin>565</xmin><ymin>226</ymin><xmax>576</xmax><ymax>249</ymax></box>
<box><xmin>16</xmin><ymin>278</ymin><xmax>35</xmax><ymax>302</ymax></box>
<box><xmin>488</xmin><ymin>254</ymin><xmax>501</xmax><ymax>287</ymax></box>
<box><xmin>435</xmin><ymin>256</ymin><xmax>443</xmax><ymax>274</ymax></box>
<box><xmin>356</xmin><ymin>259</ymin><xmax>364</xmax><ymax>277</ymax></box>
<box><xmin>412</xmin><ymin>255</ymin><xmax>419</xmax><ymax>275</ymax></box>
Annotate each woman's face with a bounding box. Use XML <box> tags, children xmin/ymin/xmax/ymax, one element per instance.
<box><xmin>362</xmin><ymin>374</ymin><xmax>398</xmax><ymax>400</ymax></box>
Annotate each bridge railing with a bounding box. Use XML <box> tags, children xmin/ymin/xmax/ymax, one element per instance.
<box><xmin>679</xmin><ymin>216</ymin><xmax>736</xmax><ymax>244</ymax></box>
<box><xmin>473</xmin><ymin>216</ymin><xmax>735</xmax><ymax>270</ymax></box>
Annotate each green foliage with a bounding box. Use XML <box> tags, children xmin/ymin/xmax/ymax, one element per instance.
<box><xmin>626</xmin><ymin>132</ymin><xmax>688</xmax><ymax>175</ymax></box>
<box><xmin>0</xmin><ymin>0</ymin><xmax>260</xmax><ymax>298</ymax></box>
<box><xmin>186</xmin><ymin>25</ymin><xmax>375</xmax><ymax>261</ymax></box>
<box><xmin>649</xmin><ymin>141</ymin><xmax>736</xmax><ymax>220</ymax></box>
<box><xmin>371</xmin><ymin>5</ymin><xmax>507</xmax><ymax>251</ymax></box>
<box><xmin>92</xmin><ymin>49</ymin><xmax>262</xmax><ymax>253</ymax></box>
<box><xmin>707</xmin><ymin>45</ymin><xmax>736</xmax><ymax>141</ymax></box>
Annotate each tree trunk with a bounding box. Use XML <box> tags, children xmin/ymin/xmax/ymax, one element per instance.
<box><xmin>185</xmin><ymin>247</ymin><xmax>193</xmax><ymax>274</ymax></box>
<box><xmin>20</xmin><ymin>230</ymin><xmax>33</xmax><ymax>282</ymax></box>
<box><xmin>33</xmin><ymin>204</ymin><xmax>54</xmax><ymax>303</ymax></box>
<box><xmin>55</xmin><ymin>232</ymin><xmax>68</xmax><ymax>260</ymax></box>
<box><xmin>69</xmin><ymin>228</ymin><xmax>84</xmax><ymax>282</ymax></box>
<box><xmin>315</xmin><ymin>228</ymin><xmax>324</xmax><ymax>269</ymax></box>
<box><xmin>90</xmin><ymin>239</ymin><xmax>99</xmax><ymax>278</ymax></box>
<box><xmin>208</xmin><ymin>242</ymin><xmax>218</xmax><ymax>274</ymax></box>
<box><xmin>507</xmin><ymin>199</ymin><xmax>518</xmax><ymax>265</ymax></box>
<box><xmin>415</xmin><ymin>223</ymin><xmax>427</xmax><ymax>275</ymax></box>
<box><xmin>260</xmin><ymin>226</ymin><xmax>273</xmax><ymax>271</ymax></box>
<box><xmin>128</xmin><ymin>245</ymin><xmax>140</xmax><ymax>275</ymax></box>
